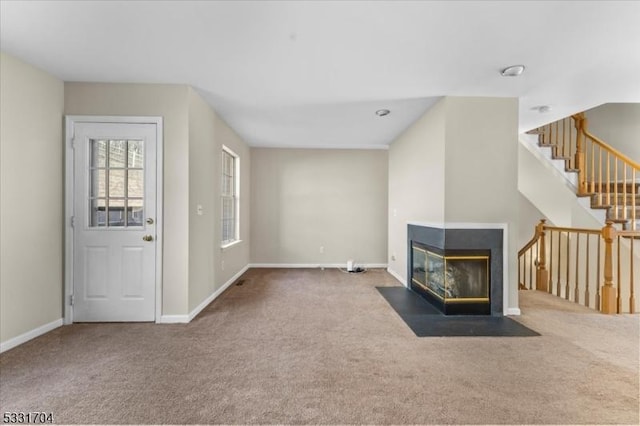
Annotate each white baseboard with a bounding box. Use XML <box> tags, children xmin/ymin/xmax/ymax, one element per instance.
<box><xmin>249</xmin><ymin>263</ymin><xmax>388</xmax><ymax>269</ymax></box>
<box><xmin>0</xmin><ymin>318</ymin><xmax>63</xmax><ymax>353</ymax></box>
<box><xmin>188</xmin><ymin>264</ymin><xmax>250</xmax><ymax>321</ymax></box>
<box><xmin>157</xmin><ymin>314</ymin><xmax>189</xmax><ymax>324</ymax></box>
<box><xmin>158</xmin><ymin>264</ymin><xmax>250</xmax><ymax>324</ymax></box>
<box><xmin>386</xmin><ymin>267</ymin><xmax>407</xmax><ymax>287</ymax></box>
<box><xmin>506</xmin><ymin>308</ymin><xmax>521</xmax><ymax>316</ymax></box>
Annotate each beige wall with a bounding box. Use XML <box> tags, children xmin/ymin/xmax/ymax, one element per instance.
<box><xmin>1</xmin><ymin>52</ymin><xmax>64</xmax><ymax>344</ymax></box>
<box><xmin>585</xmin><ymin>103</ymin><xmax>640</xmax><ymax>162</ymax></box>
<box><xmin>187</xmin><ymin>88</ymin><xmax>250</xmax><ymax>312</ymax></box>
<box><xmin>518</xmin><ymin>193</ymin><xmax>548</xmax><ymax>249</ymax></box>
<box><xmin>518</xmin><ymin>141</ymin><xmax>602</xmax><ymax>230</ymax></box>
<box><xmin>388</xmin><ymin>97</ymin><xmax>520</xmax><ymax>312</ymax></box>
<box><xmin>65</xmin><ymin>83</ymin><xmax>190</xmax><ymax>315</ymax></box>
<box><xmin>444</xmin><ymin>97</ymin><xmax>519</xmax><ymax>310</ymax></box>
<box><xmin>250</xmin><ymin>148</ymin><xmax>388</xmax><ymax>265</ymax></box>
<box><xmin>388</xmin><ymin>100</ymin><xmax>446</xmax><ymax>279</ymax></box>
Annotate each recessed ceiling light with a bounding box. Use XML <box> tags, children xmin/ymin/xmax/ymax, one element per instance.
<box><xmin>376</xmin><ymin>109</ymin><xmax>390</xmax><ymax>117</ymax></box>
<box><xmin>532</xmin><ymin>105</ymin><xmax>552</xmax><ymax>113</ymax></box>
<box><xmin>500</xmin><ymin>65</ymin><xmax>525</xmax><ymax>77</ymax></box>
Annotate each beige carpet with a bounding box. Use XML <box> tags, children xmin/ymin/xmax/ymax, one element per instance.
<box><xmin>1</xmin><ymin>268</ymin><xmax>638</xmax><ymax>425</ymax></box>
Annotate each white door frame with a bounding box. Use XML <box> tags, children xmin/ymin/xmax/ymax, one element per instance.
<box><xmin>64</xmin><ymin>116</ymin><xmax>163</xmax><ymax>324</ymax></box>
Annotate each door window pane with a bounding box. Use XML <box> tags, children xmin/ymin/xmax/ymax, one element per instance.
<box><xmin>91</xmin><ymin>169</ymin><xmax>106</xmax><ymax>198</ymax></box>
<box><xmin>109</xmin><ymin>140</ymin><xmax>127</xmax><ymax>168</ymax></box>
<box><xmin>127</xmin><ymin>199</ymin><xmax>144</xmax><ymax>227</ymax></box>
<box><xmin>109</xmin><ymin>170</ymin><xmax>125</xmax><ymax>198</ymax></box>
<box><xmin>91</xmin><ymin>140</ymin><xmax>107</xmax><ymax>167</ymax></box>
<box><xmin>88</xmin><ymin>139</ymin><xmax>145</xmax><ymax>228</ymax></box>
<box><xmin>127</xmin><ymin>140</ymin><xmax>144</xmax><ymax>168</ymax></box>
<box><xmin>108</xmin><ymin>199</ymin><xmax>126</xmax><ymax>226</ymax></box>
<box><xmin>90</xmin><ymin>198</ymin><xmax>107</xmax><ymax>227</ymax></box>
<box><xmin>127</xmin><ymin>170</ymin><xmax>144</xmax><ymax>198</ymax></box>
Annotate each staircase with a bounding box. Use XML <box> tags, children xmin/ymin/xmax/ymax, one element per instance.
<box><xmin>519</xmin><ymin>111</ymin><xmax>640</xmax><ymax>314</ymax></box>
<box><xmin>529</xmin><ymin>113</ymin><xmax>639</xmax><ymax>231</ymax></box>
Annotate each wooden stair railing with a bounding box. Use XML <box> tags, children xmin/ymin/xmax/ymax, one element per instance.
<box><xmin>529</xmin><ymin>113</ymin><xmax>640</xmax><ymax>231</ymax></box>
<box><xmin>518</xmin><ymin>219</ymin><xmax>639</xmax><ymax>314</ymax></box>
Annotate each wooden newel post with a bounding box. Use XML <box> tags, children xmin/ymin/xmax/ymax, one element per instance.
<box><xmin>536</xmin><ymin>219</ymin><xmax>549</xmax><ymax>292</ymax></box>
<box><xmin>601</xmin><ymin>221</ymin><xmax>617</xmax><ymax>314</ymax></box>
<box><xmin>574</xmin><ymin>114</ymin><xmax>587</xmax><ymax>195</ymax></box>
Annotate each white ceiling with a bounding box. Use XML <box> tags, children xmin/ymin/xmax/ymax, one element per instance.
<box><xmin>1</xmin><ymin>1</ymin><xmax>639</xmax><ymax>149</ymax></box>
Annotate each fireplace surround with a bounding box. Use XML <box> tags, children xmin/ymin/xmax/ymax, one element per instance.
<box><xmin>408</xmin><ymin>224</ymin><xmax>504</xmax><ymax>316</ymax></box>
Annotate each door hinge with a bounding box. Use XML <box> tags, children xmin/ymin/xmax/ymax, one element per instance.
<box><xmin>71</xmin><ymin>136</ymin><xmax>76</xmax><ymax>150</ymax></box>
<box><xmin>70</xmin><ymin>295</ymin><xmax>75</xmax><ymax>306</ymax></box>
<box><xmin>70</xmin><ymin>216</ymin><xmax>75</xmax><ymax>228</ymax></box>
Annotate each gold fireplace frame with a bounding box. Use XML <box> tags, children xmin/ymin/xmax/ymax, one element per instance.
<box><xmin>411</xmin><ymin>246</ymin><xmax>490</xmax><ymax>304</ymax></box>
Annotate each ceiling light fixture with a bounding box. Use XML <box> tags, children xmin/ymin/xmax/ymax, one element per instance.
<box><xmin>376</xmin><ymin>109</ymin><xmax>390</xmax><ymax>117</ymax></box>
<box><xmin>500</xmin><ymin>65</ymin><xmax>525</xmax><ymax>77</ymax></box>
<box><xmin>532</xmin><ymin>105</ymin><xmax>552</xmax><ymax>113</ymax></box>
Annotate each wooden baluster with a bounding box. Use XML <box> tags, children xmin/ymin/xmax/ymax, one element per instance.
<box><xmin>529</xmin><ymin>247</ymin><xmax>534</xmax><ymax>290</ymax></box>
<box><xmin>623</xmin><ymin>163</ymin><xmax>627</xmax><ymax>220</ymax></box>
<box><xmin>557</xmin><ymin>231</ymin><xmax>562</xmax><ymax>297</ymax></box>
<box><xmin>606</xmin><ymin>152</ymin><xmax>611</xmax><ymax>206</ymax></box>
<box><xmin>598</xmin><ymin>148</ymin><xmax>603</xmax><ymax>205</ymax></box>
<box><xmin>596</xmin><ymin>237</ymin><xmax>601</xmax><ymax>310</ymax></box>
<box><xmin>575</xmin><ymin>115</ymin><xmax>586</xmax><ymax>194</ymax></box>
<box><xmin>536</xmin><ymin>220</ymin><xmax>549</xmax><ymax>292</ymax></box>
<box><xmin>549</xmin><ymin>229</ymin><xmax>554</xmax><ymax>294</ymax></box>
<box><xmin>585</xmin><ymin>235</ymin><xmax>590</xmax><ymax>308</ymax></box>
<box><xmin>633</xmin><ymin>169</ymin><xmax>637</xmax><ymax>231</ymax></box>
<box><xmin>518</xmin><ymin>253</ymin><xmax>522</xmax><ymax>289</ymax></box>
<box><xmin>565</xmin><ymin>233</ymin><xmax>570</xmax><ymax>300</ymax></box>
<box><xmin>591</xmin><ymin>142</ymin><xmax>595</xmax><ymax>194</ymax></box>
<box><xmin>614</xmin><ymin>160</ymin><xmax>619</xmax><ymax>219</ymax></box>
<box><xmin>574</xmin><ymin>233</ymin><xmax>580</xmax><ymax>303</ymax></box>
<box><xmin>617</xmin><ymin>235</ymin><xmax>621</xmax><ymax>314</ymax></box>
<box><xmin>601</xmin><ymin>221</ymin><xmax>617</xmax><ymax>314</ymax></box>
<box><xmin>630</xmin><ymin>235</ymin><xmax>635</xmax><ymax>313</ymax></box>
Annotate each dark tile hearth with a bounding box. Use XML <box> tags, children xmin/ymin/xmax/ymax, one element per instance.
<box><xmin>377</xmin><ymin>286</ymin><xmax>539</xmax><ymax>337</ymax></box>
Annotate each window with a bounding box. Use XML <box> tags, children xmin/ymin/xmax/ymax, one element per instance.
<box><xmin>89</xmin><ymin>139</ymin><xmax>144</xmax><ymax>228</ymax></box>
<box><xmin>221</xmin><ymin>146</ymin><xmax>239</xmax><ymax>246</ymax></box>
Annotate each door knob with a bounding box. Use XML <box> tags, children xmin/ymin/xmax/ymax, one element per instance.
<box><xmin>146</xmin><ymin>218</ymin><xmax>154</xmax><ymax>224</ymax></box>
<box><xmin>142</xmin><ymin>235</ymin><xmax>153</xmax><ymax>242</ymax></box>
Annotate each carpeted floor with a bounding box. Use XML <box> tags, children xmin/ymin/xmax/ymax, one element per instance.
<box><xmin>0</xmin><ymin>268</ymin><xmax>638</xmax><ymax>425</ymax></box>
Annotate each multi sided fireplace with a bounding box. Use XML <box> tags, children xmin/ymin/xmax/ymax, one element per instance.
<box><xmin>412</xmin><ymin>242</ymin><xmax>490</xmax><ymax>315</ymax></box>
<box><xmin>408</xmin><ymin>224</ymin><xmax>504</xmax><ymax>316</ymax></box>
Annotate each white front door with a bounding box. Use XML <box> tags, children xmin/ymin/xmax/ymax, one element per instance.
<box><xmin>71</xmin><ymin>121</ymin><xmax>157</xmax><ymax>322</ymax></box>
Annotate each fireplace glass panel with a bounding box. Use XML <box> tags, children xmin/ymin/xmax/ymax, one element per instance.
<box><xmin>411</xmin><ymin>243</ymin><xmax>489</xmax><ymax>305</ymax></box>
<box><xmin>444</xmin><ymin>257</ymin><xmax>489</xmax><ymax>301</ymax></box>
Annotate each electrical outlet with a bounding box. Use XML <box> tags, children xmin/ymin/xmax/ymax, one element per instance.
<box><xmin>319</xmin><ymin>246</ymin><xmax>324</xmax><ymax>254</ymax></box>
<box><xmin>391</xmin><ymin>254</ymin><xmax>396</xmax><ymax>261</ymax></box>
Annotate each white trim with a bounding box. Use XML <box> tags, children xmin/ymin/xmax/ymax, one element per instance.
<box><xmin>506</xmin><ymin>308</ymin><xmax>521</xmax><ymax>316</ymax></box>
<box><xmin>386</xmin><ymin>267</ymin><xmax>407</xmax><ymax>287</ymax></box>
<box><xmin>221</xmin><ymin>239</ymin><xmax>243</xmax><ymax>251</ymax></box>
<box><xmin>250</xmin><ymin>144</ymin><xmax>389</xmax><ymax>150</ymax></box>
<box><xmin>64</xmin><ymin>116</ymin><xmax>164</xmax><ymax>324</ymax></box>
<box><xmin>0</xmin><ymin>319</ymin><xmax>63</xmax><ymax>353</ymax></box>
<box><xmin>502</xmin><ymin>225</ymin><xmax>511</xmax><ymax>316</ymax></box>
<box><xmin>407</xmin><ymin>221</ymin><xmax>508</xmax><ymax>229</ymax></box>
<box><xmin>221</xmin><ymin>144</ymin><xmax>240</xmax><ymax>247</ymax></box>
<box><xmin>157</xmin><ymin>315</ymin><xmax>189</xmax><ymax>324</ymax></box>
<box><xmin>249</xmin><ymin>263</ymin><xmax>388</xmax><ymax>269</ymax></box>
<box><xmin>188</xmin><ymin>264</ymin><xmax>250</xmax><ymax>321</ymax></box>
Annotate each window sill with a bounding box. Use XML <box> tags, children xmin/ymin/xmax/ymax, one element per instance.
<box><xmin>221</xmin><ymin>240</ymin><xmax>243</xmax><ymax>251</ymax></box>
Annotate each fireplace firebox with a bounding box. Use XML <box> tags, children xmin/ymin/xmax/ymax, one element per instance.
<box><xmin>407</xmin><ymin>224</ymin><xmax>504</xmax><ymax>316</ymax></box>
<box><xmin>412</xmin><ymin>242</ymin><xmax>490</xmax><ymax>315</ymax></box>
